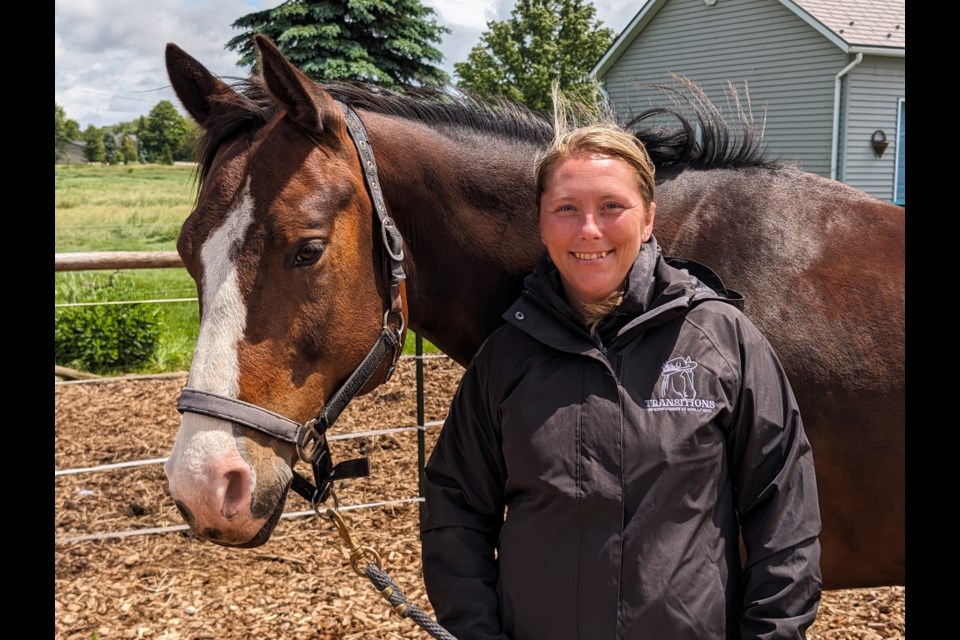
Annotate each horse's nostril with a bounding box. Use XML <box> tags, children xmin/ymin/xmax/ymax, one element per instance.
<box><xmin>221</xmin><ymin>470</ymin><xmax>247</xmax><ymax>519</ymax></box>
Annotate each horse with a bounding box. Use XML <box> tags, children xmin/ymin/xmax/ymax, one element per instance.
<box><xmin>163</xmin><ymin>35</ymin><xmax>904</xmax><ymax>590</ymax></box>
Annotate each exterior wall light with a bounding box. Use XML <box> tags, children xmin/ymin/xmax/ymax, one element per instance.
<box><xmin>871</xmin><ymin>130</ymin><xmax>889</xmax><ymax>158</ymax></box>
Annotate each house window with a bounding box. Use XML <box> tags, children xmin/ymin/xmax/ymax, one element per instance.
<box><xmin>894</xmin><ymin>99</ymin><xmax>905</xmax><ymax>205</ymax></box>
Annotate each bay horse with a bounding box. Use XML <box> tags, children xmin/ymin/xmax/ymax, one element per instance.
<box><xmin>163</xmin><ymin>35</ymin><xmax>904</xmax><ymax>590</ymax></box>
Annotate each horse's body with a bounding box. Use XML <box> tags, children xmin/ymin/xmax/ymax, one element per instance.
<box><xmin>163</xmin><ymin>36</ymin><xmax>904</xmax><ymax>589</ymax></box>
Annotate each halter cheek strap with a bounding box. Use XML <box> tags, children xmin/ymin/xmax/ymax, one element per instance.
<box><xmin>175</xmin><ymin>101</ymin><xmax>408</xmax><ymax>507</ymax></box>
<box><xmin>339</xmin><ymin>103</ymin><xmax>406</xmax><ymax>293</ymax></box>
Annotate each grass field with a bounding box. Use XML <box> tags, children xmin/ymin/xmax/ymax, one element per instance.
<box><xmin>54</xmin><ymin>163</ymin><xmax>437</xmax><ymax>375</ymax></box>
<box><xmin>55</xmin><ymin>163</ymin><xmax>195</xmax><ymax>252</ymax></box>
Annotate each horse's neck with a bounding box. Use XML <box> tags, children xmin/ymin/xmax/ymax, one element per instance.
<box><xmin>369</xmin><ymin>115</ymin><xmax>544</xmax><ymax>365</ymax></box>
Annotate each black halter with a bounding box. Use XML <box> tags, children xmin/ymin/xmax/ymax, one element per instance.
<box><xmin>176</xmin><ymin>101</ymin><xmax>407</xmax><ymax>507</ymax></box>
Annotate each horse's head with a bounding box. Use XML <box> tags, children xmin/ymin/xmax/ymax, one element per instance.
<box><xmin>163</xmin><ymin>36</ymin><xmax>406</xmax><ymax>546</ymax></box>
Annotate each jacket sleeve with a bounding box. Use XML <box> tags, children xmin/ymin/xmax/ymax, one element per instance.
<box><xmin>421</xmin><ymin>341</ymin><xmax>510</xmax><ymax>640</ymax></box>
<box><xmin>727</xmin><ymin>315</ymin><xmax>823</xmax><ymax>640</ymax></box>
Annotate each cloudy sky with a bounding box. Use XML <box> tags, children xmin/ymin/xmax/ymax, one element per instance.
<box><xmin>54</xmin><ymin>0</ymin><xmax>641</xmax><ymax>129</ymax></box>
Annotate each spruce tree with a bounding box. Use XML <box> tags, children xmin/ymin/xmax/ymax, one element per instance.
<box><xmin>102</xmin><ymin>131</ymin><xmax>119</xmax><ymax>165</ymax></box>
<box><xmin>227</xmin><ymin>0</ymin><xmax>450</xmax><ymax>88</ymax></box>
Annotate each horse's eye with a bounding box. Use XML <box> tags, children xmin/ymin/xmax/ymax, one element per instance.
<box><xmin>294</xmin><ymin>242</ymin><xmax>325</xmax><ymax>266</ymax></box>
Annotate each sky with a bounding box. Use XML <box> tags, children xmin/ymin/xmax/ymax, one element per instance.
<box><xmin>54</xmin><ymin>0</ymin><xmax>641</xmax><ymax>129</ymax></box>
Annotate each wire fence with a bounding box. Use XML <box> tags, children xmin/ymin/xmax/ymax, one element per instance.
<box><xmin>55</xmin><ymin>252</ymin><xmax>448</xmax><ymax>547</ymax></box>
<box><xmin>54</xmin><ymin>252</ymin><xmax>199</xmax><ymax>372</ymax></box>
<box><xmin>55</xmin><ymin>350</ymin><xmax>449</xmax><ymax>546</ymax></box>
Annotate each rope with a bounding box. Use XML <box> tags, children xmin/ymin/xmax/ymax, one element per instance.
<box><xmin>363</xmin><ymin>563</ymin><xmax>459</xmax><ymax>640</ymax></box>
<box><xmin>320</xmin><ymin>506</ymin><xmax>458</xmax><ymax>640</ymax></box>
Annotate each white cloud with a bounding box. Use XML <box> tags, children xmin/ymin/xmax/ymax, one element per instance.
<box><xmin>423</xmin><ymin>0</ymin><xmax>497</xmax><ymax>30</ymax></box>
<box><xmin>54</xmin><ymin>0</ymin><xmax>640</xmax><ymax>129</ymax></box>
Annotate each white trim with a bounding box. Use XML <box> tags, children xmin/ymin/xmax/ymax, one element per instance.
<box><xmin>777</xmin><ymin>0</ymin><xmax>852</xmax><ymax>51</ymax></box>
<box><xmin>849</xmin><ymin>46</ymin><xmax>905</xmax><ymax>58</ymax></box>
<box><xmin>592</xmin><ymin>0</ymin><xmax>661</xmax><ymax>79</ymax></box>
<box><xmin>893</xmin><ymin>97</ymin><xmax>905</xmax><ymax>204</ymax></box>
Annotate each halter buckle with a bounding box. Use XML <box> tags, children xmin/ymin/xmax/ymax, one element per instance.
<box><xmin>381</xmin><ymin>310</ymin><xmax>405</xmax><ymax>384</ymax></box>
<box><xmin>296</xmin><ymin>417</ymin><xmax>322</xmax><ymax>462</ymax></box>
<box><xmin>381</xmin><ymin>217</ymin><xmax>405</xmax><ymax>262</ymax></box>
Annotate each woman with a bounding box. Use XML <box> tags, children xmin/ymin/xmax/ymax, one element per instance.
<box><xmin>421</xmin><ymin>109</ymin><xmax>822</xmax><ymax>640</ymax></box>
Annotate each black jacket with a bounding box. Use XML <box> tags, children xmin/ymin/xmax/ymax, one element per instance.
<box><xmin>422</xmin><ymin>239</ymin><xmax>822</xmax><ymax>640</ymax></box>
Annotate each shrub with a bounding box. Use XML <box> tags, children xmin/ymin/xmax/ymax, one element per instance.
<box><xmin>55</xmin><ymin>273</ymin><xmax>162</xmax><ymax>374</ymax></box>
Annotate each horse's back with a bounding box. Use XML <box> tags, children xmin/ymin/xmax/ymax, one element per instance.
<box><xmin>655</xmin><ymin>166</ymin><xmax>903</xmax><ymax>389</ymax></box>
<box><xmin>655</xmin><ymin>166</ymin><xmax>904</xmax><ymax>587</ymax></box>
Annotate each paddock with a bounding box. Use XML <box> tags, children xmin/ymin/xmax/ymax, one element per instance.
<box><xmin>55</xmin><ymin>356</ymin><xmax>904</xmax><ymax>640</ymax></box>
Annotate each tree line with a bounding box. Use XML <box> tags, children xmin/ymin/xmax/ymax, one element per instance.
<box><xmin>55</xmin><ymin>100</ymin><xmax>197</xmax><ymax>165</ymax></box>
<box><xmin>55</xmin><ymin>0</ymin><xmax>614</xmax><ymax>164</ymax></box>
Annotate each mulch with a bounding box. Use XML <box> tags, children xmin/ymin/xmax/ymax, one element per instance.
<box><xmin>55</xmin><ymin>356</ymin><xmax>904</xmax><ymax>639</ymax></box>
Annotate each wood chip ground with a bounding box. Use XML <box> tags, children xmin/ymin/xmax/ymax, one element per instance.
<box><xmin>55</xmin><ymin>356</ymin><xmax>905</xmax><ymax>639</ymax></box>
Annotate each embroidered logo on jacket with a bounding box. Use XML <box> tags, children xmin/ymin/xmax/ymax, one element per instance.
<box><xmin>644</xmin><ymin>356</ymin><xmax>716</xmax><ymax>412</ymax></box>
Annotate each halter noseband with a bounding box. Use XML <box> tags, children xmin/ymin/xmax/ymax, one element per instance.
<box><xmin>176</xmin><ymin>101</ymin><xmax>407</xmax><ymax>507</ymax></box>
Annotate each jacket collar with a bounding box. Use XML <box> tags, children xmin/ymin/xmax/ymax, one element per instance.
<box><xmin>522</xmin><ymin>236</ymin><xmax>660</xmax><ymax>325</ymax></box>
<box><xmin>504</xmin><ymin>236</ymin><xmax>743</xmax><ymax>354</ymax></box>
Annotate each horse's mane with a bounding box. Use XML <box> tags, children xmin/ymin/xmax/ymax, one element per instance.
<box><xmin>326</xmin><ymin>83</ymin><xmax>556</xmax><ymax>144</ymax></box>
<box><xmin>627</xmin><ymin>75</ymin><xmax>779</xmax><ymax>172</ymax></box>
<box><xmin>194</xmin><ymin>74</ymin><xmax>779</xmax><ymax>184</ymax></box>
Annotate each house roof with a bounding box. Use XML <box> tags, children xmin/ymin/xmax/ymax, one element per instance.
<box><xmin>787</xmin><ymin>0</ymin><xmax>904</xmax><ymax>49</ymax></box>
<box><xmin>593</xmin><ymin>0</ymin><xmax>904</xmax><ymax>79</ymax></box>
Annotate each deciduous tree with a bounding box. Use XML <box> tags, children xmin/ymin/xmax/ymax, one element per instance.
<box><xmin>454</xmin><ymin>0</ymin><xmax>614</xmax><ymax>111</ymax></box>
<box><xmin>55</xmin><ymin>103</ymin><xmax>81</xmax><ymax>162</ymax></box>
<box><xmin>120</xmin><ymin>135</ymin><xmax>139</xmax><ymax>165</ymax></box>
<box><xmin>139</xmin><ymin>101</ymin><xmax>191</xmax><ymax>164</ymax></box>
<box><xmin>82</xmin><ymin>125</ymin><xmax>105</xmax><ymax>163</ymax></box>
<box><xmin>227</xmin><ymin>0</ymin><xmax>450</xmax><ymax>87</ymax></box>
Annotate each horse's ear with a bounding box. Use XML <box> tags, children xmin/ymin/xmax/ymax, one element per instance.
<box><xmin>254</xmin><ymin>34</ymin><xmax>343</xmax><ymax>138</ymax></box>
<box><xmin>165</xmin><ymin>43</ymin><xmax>238</xmax><ymax>128</ymax></box>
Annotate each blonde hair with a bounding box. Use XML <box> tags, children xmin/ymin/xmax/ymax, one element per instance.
<box><xmin>582</xmin><ymin>293</ymin><xmax>625</xmax><ymax>335</ymax></box>
<box><xmin>535</xmin><ymin>88</ymin><xmax>656</xmax><ymax>332</ymax></box>
<box><xmin>535</xmin><ymin>89</ymin><xmax>656</xmax><ymax>212</ymax></box>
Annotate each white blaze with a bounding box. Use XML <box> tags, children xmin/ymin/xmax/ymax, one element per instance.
<box><xmin>165</xmin><ymin>181</ymin><xmax>259</xmax><ymax>510</ymax></box>
<box><xmin>187</xmin><ymin>180</ymin><xmax>255</xmax><ymax>396</ymax></box>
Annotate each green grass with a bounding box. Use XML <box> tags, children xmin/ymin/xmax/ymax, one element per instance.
<box><xmin>55</xmin><ymin>163</ymin><xmax>438</xmax><ymax>375</ymax></box>
<box><xmin>55</xmin><ymin>164</ymin><xmax>197</xmax><ymax>252</ymax></box>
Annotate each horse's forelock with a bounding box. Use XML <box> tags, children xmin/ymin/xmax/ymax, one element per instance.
<box><xmin>195</xmin><ymin>78</ymin><xmax>277</xmax><ymax>184</ymax></box>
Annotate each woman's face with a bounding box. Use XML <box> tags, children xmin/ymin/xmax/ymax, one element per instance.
<box><xmin>539</xmin><ymin>153</ymin><xmax>655</xmax><ymax>315</ymax></box>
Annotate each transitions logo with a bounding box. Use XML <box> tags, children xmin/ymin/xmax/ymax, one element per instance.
<box><xmin>643</xmin><ymin>356</ymin><xmax>716</xmax><ymax>412</ymax></box>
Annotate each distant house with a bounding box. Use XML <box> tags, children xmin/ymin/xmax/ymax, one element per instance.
<box><xmin>592</xmin><ymin>0</ymin><xmax>904</xmax><ymax>204</ymax></box>
<box><xmin>56</xmin><ymin>132</ymin><xmax>141</xmax><ymax>166</ymax></box>
<box><xmin>57</xmin><ymin>140</ymin><xmax>88</xmax><ymax>165</ymax></box>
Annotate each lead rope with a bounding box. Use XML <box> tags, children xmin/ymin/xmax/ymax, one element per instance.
<box><xmin>313</xmin><ymin>493</ymin><xmax>459</xmax><ymax>640</ymax></box>
<box><xmin>300</xmin><ymin>102</ymin><xmax>456</xmax><ymax>639</ymax></box>
<box><xmin>176</xmin><ymin>99</ymin><xmax>456</xmax><ymax>638</ymax></box>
